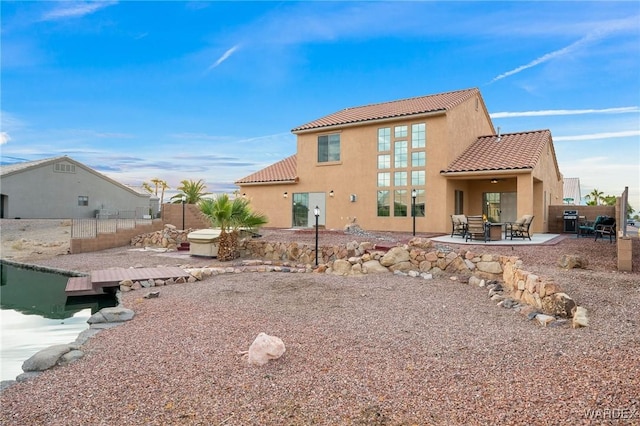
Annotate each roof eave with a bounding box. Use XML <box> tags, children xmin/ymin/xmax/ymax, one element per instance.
<box><xmin>236</xmin><ymin>178</ymin><xmax>298</xmax><ymax>186</ymax></box>
<box><xmin>292</xmin><ymin>109</ymin><xmax>447</xmax><ymax>135</ymax></box>
<box><xmin>440</xmin><ymin>168</ymin><xmax>533</xmax><ymax>177</ymax></box>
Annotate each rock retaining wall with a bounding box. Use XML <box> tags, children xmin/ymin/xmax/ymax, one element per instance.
<box><xmin>129</xmin><ymin>231</ymin><xmax>580</xmax><ymax>320</ymax></box>
<box><xmin>238</xmin><ymin>236</ymin><xmax>578</xmax><ymax>319</ymax></box>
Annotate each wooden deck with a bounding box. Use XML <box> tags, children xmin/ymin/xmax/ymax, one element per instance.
<box><xmin>65</xmin><ymin>267</ymin><xmax>191</xmax><ymax>296</ymax></box>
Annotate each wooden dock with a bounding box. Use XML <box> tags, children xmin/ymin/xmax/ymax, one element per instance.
<box><xmin>65</xmin><ymin>267</ymin><xmax>191</xmax><ymax>296</ymax></box>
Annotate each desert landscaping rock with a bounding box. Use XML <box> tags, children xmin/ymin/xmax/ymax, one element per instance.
<box><xmin>87</xmin><ymin>307</ymin><xmax>135</xmax><ymax>324</ymax></box>
<box><xmin>21</xmin><ymin>344</ymin><xmax>75</xmax><ymax>372</ymax></box>
<box><xmin>1</xmin><ymin>220</ymin><xmax>638</xmax><ymax>425</ymax></box>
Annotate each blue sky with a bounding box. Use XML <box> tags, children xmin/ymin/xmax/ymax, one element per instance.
<box><xmin>1</xmin><ymin>1</ymin><xmax>639</xmax><ymax>211</ymax></box>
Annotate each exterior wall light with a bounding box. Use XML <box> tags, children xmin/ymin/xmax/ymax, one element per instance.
<box><xmin>350</xmin><ymin>194</ymin><xmax>356</xmax><ymax>202</ymax></box>
<box><xmin>283</xmin><ymin>192</ymin><xmax>288</xmax><ymax>198</ymax></box>
<box><xmin>329</xmin><ymin>190</ymin><xmax>334</xmax><ymax>197</ymax></box>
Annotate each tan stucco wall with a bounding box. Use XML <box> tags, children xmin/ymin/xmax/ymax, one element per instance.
<box><xmin>238</xmin><ymin>93</ymin><xmax>560</xmax><ymax>234</ymax></box>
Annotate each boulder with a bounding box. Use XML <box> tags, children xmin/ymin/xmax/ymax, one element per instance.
<box><xmin>22</xmin><ymin>344</ymin><xmax>73</xmax><ymax>372</ymax></box>
<box><xmin>557</xmin><ymin>254</ymin><xmax>588</xmax><ymax>269</ymax></box>
<box><xmin>58</xmin><ymin>350</ymin><xmax>84</xmax><ymax>366</ymax></box>
<box><xmin>331</xmin><ymin>259</ymin><xmax>352</xmax><ymax>275</ymax></box>
<box><xmin>87</xmin><ymin>307</ymin><xmax>135</xmax><ymax>324</ymax></box>
<box><xmin>362</xmin><ymin>260</ymin><xmax>390</xmax><ymax>274</ymax></box>
<box><xmin>247</xmin><ymin>333</ymin><xmax>286</xmax><ymax>366</ymax></box>
<box><xmin>380</xmin><ymin>247</ymin><xmax>410</xmax><ymax>267</ymax></box>
<box><xmin>541</xmin><ymin>292</ymin><xmax>576</xmax><ymax>318</ymax></box>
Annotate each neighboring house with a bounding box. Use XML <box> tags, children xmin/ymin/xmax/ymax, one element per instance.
<box><xmin>236</xmin><ymin>88</ymin><xmax>563</xmax><ymax>234</ymax></box>
<box><xmin>0</xmin><ymin>156</ymin><xmax>153</xmax><ymax>219</ymax></box>
<box><xmin>562</xmin><ymin>177</ymin><xmax>582</xmax><ymax>205</ymax></box>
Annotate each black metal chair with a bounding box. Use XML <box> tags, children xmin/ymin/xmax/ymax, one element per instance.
<box><xmin>594</xmin><ymin>218</ymin><xmax>616</xmax><ymax>243</ymax></box>
<box><xmin>506</xmin><ymin>215</ymin><xmax>534</xmax><ymax>240</ymax></box>
<box><xmin>450</xmin><ymin>214</ymin><xmax>468</xmax><ymax>238</ymax></box>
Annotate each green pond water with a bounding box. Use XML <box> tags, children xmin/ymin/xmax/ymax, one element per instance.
<box><xmin>0</xmin><ymin>262</ymin><xmax>116</xmax><ymax>381</ymax></box>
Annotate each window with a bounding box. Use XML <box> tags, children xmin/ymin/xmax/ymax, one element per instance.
<box><xmin>318</xmin><ymin>134</ymin><xmax>340</xmax><ymax>162</ymax></box>
<box><xmin>394</xmin><ymin>171</ymin><xmax>407</xmax><ymax>186</ymax></box>
<box><xmin>412</xmin><ymin>123</ymin><xmax>425</xmax><ymax>148</ymax></box>
<box><xmin>394</xmin><ymin>141</ymin><xmax>407</xmax><ymax>168</ymax></box>
<box><xmin>395</xmin><ymin>125</ymin><xmax>407</xmax><ymax>138</ymax></box>
<box><xmin>378</xmin><ymin>128</ymin><xmax>390</xmax><ymax>151</ymax></box>
<box><xmin>411</xmin><ymin>151</ymin><xmax>425</xmax><ymax>167</ymax></box>
<box><xmin>413</xmin><ymin>189</ymin><xmax>425</xmax><ymax>217</ymax></box>
<box><xmin>394</xmin><ymin>190</ymin><xmax>408</xmax><ymax>216</ymax></box>
<box><xmin>455</xmin><ymin>190</ymin><xmax>464</xmax><ymax>215</ymax></box>
<box><xmin>377</xmin><ymin>172</ymin><xmax>390</xmax><ymax>187</ymax></box>
<box><xmin>78</xmin><ymin>196</ymin><xmax>89</xmax><ymax>206</ymax></box>
<box><xmin>411</xmin><ymin>170</ymin><xmax>425</xmax><ymax>186</ymax></box>
<box><xmin>377</xmin><ymin>190</ymin><xmax>390</xmax><ymax>216</ymax></box>
<box><xmin>292</xmin><ymin>193</ymin><xmax>309</xmax><ymax>227</ymax></box>
<box><xmin>377</xmin><ymin>154</ymin><xmax>390</xmax><ymax>169</ymax></box>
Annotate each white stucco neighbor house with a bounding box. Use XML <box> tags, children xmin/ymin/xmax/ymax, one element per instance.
<box><xmin>0</xmin><ymin>156</ymin><xmax>154</xmax><ymax>219</ymax></box>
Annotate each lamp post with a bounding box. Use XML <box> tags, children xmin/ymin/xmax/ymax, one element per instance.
<box><xmin>181</xmin><ymin>194</ymin><xmax>186</xmax><ymax>231</ymax></box>
<box><xmin>411</xmin><ymin>189</ymin><xmax>417</xmax><ymax>236</ymax></box>
<box><xmin>314</xmin><ymin>206</ymin><xmax>320</xmax><ymax>266</ymax></box>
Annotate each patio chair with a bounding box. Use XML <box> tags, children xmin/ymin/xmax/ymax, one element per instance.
<box><xmin>450</xmin><ymin>214</ymin><xmax>468</xmax><ymax>238</ymax></box>
<box><xmin>577</xmin><ymin>215</ymin><xmax>607</xmax><ymax>238</ymax></box>
<box><xmin>506</xmin><ymin>215</ymin><xmax>534</xmax><ymax>240</ymax></box>
<box><xmin>465</xmin><ymin>215</ymin><xmax>488</xmax><ymax>242</ymax></box>
<box><xmin>594</xmin><ymin>217</ymin><xmax>616</xmax><ymax>243</ymax></box>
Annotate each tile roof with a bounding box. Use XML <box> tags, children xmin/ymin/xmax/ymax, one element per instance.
<box><xmin>292</xmin><ymin>88</ymin><xmax>480</xmax><ymax>132</ymax></box>
<box><xmin>442</xmin><ymin>129</ymin><xmax>552</xmax><ymax>173</ymax></box>
<box><xmin>235</xmin><ymin>155</ymin><xmax>298</xmax><ymax>185</ymax></box>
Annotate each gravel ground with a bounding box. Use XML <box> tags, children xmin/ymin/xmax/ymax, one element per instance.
<box><xmin>1</xmin><ymin>220</ymin><xmax>639</xmax><ymax>425</ymax></box>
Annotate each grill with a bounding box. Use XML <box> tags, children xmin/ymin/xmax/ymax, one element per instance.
<box><xmin>563</xmin><ymin>210</ymin><xmax>578</xmax><ymax>233</ymax></box>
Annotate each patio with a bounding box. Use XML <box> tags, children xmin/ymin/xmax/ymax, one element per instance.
<box><xmin>430</xmin><ymin>233</ymin><xmax>564</xmax><ymax>246</ymax></box>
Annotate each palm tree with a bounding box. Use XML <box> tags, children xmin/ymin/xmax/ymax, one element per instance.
<box><xmin>158</xmin><ymin>180</ymin><xmax>170</xmax><ymax>205</ymax></box>
<box><xmin>585</xmin><ymin>188</ymin><xmax>604</xmax><ymax>205</ymax></box>
<box><xmin>142</xmin><ymin>182</ymin><xmax>154</xmax><ymax>194</ymax></box>
<box><xmin>199</xmin><ymin>194</ymin><xmax>268</xmax><ymax>261</ymax></box>
<box><xmin>170</xmin><ymin>179</ymin><xmax>211</xmax><ymax>204</ymax></box>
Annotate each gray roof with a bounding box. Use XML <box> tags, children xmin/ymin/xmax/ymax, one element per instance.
<box><xmin>0</xmin><ymin>155</ymin><xmax>147</xmax><ymax>197</ymax></box>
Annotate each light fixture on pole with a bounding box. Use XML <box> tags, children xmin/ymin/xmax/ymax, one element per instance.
<box><xmin>181</xmin><ymin>194</ymin><xmax>186</xmax><ymax>231</ymax></box>
<box><xmin>314</xmin><ymin>206</ymin><xmax>320</xmax><ymax>266</ymax></box>
<box><xmin>411</xmin><ymin>189</ymin><xmax>417</xmax><ymax>236</ymax></box>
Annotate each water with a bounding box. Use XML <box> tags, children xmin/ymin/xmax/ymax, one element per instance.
<box><xmin>0</xmin><ymin>262</ymin><xmax>116</xmax><ymax>381</ymax></box>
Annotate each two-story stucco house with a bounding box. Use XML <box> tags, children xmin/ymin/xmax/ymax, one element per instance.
<box><xmin>236</xmin><ymin>88</ymin><xmax>563</xmax><ymax>234</ymax></box>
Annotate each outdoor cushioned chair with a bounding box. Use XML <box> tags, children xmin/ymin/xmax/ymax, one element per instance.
<box><xmin>465</xmin><ymin>215</ymin><xmax>488</xmax><ymax>242</ymax></box>
<box><xmin>578</xmin><ymin>215</ymin><xmax>607</xmax><ymax>238</ymax></box>
<box><xmin>594</xmin><ymin>217</ymin><xmax>616</xmax><ymax>243</ymax></box>
<box><xmin>506</xmin><ymin>215</ymin><xmax>534</xmax><ymax>241</ymax></box>
<box><xmin>450</xmin><ymin>214</ymin><xmax>468</xmax><ymax>238</ymax></box>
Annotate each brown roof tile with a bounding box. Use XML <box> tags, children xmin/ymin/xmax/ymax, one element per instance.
<box><xmin>292</xmin><ymin>88</ymin><xmax>479</xmax><ymax>132</ymax></box>
<box><xmin>235</xmin><ymin>155</ymin><xmax>297</xmax><ymax>185</ymax></box>
<box><xmin>442</xmin><ymin>129</ymin><xmax>551</xmax><ymax>173</ymax></box>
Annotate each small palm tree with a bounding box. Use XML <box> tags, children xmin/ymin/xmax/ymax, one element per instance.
<box><xmin>199</xmin><ymin>194</ymin><xmax>268</xmax><ymax>261</ymax></box>
<box><xmin>585</xmin><ymin>188</ymin><xmax>604</xmax><ymax>205</ymax></box>
<box><xmin>171</xmin><ymin>179</ymin><xmax>211</xmax><ymax>204</ymax></box>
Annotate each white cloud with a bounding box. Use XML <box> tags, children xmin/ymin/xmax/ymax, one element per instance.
<box><xmin>207</xmin><ymin>45</ymin><xmax>240</xmax><ymax>71</ymax></box>
<box><xmin>0</xmin><ymin>132</ymin><xmax>11</xmax><ymax>145</ymax></box>
<box><xmin>489</xmin><ymin>15</ymin><xmax>639</xmax><ymax>84</ymax></box>
<box><xmin>491</xmin><ymin>107</ymin><xmax>640</xmax><ymax>119</ymax></box>
<box><xmin>554</xmin><ymin>130</ymin><xmax>640</xmax><ymax>141</ymax></box>
<box><xmin>489</xmin><ymin>34</ymin><xmax>596</xmax><ymax>83</ymax></box>
<box><xmin>40</xmin><ymin>1</ymin><xmax>117</xmax><ymax>21</ymax></box>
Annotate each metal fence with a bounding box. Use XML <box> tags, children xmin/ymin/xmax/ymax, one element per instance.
<box><xmin>71</xmin><ymin>217</ymin><xmax>153</xmax><ymax>239</ymax></box>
